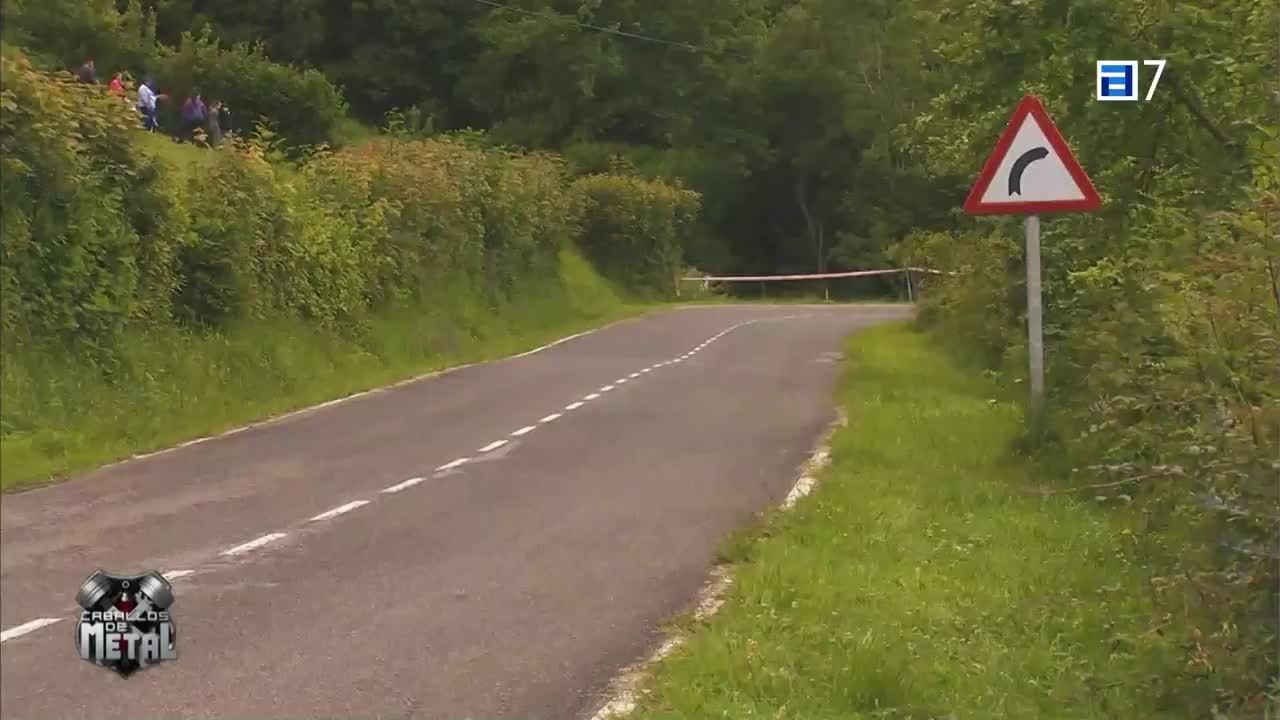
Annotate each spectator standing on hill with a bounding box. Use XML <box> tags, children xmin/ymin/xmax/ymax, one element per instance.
<box><xmin>206</xmin><ymin>100</ymin><xmax>225</xmax><ymax>146</ymax></box>
<box><xmin>77</xmin><ymin>59</ymin><xmax>96</xmax><ymax>84</ymax></box>
<box><xmin>108</xmin><ymin>71</ymin><xmax>126</xmax><ymax>99</ymax></box>
<box><xmin>180</xmin><ymin>90</ymin><xmax>207</xmax><ymax>143</ymax></box>
<box><xmin>137</xmin><ymin>77</ymin><xmax>163</xmax><ymax>132</ymax></box>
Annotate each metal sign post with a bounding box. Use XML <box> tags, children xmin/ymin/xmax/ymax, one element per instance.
<box><xmin>1024</xmin><ymin>215</ymin><xmax>1044</xmax><ymax>421</ymax></box>
<box><xmin>962</xmin><ymin>94</ymin><xmax>1102</xmax><ymax>428</ymax></box>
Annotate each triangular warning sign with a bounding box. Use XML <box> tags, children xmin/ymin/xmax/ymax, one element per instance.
<box><xmin>963</xmin><ymin>94</ymin><xmax>1101</xmax><ymax>215</ymax></box>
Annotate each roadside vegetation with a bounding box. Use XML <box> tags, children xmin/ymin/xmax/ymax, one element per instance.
<box><xmin>632</xmin><ymin>325</ymin><xmax>1262</xmax><ymax>719</ymax></box>
<box><xmin>633</xmin><ymin>1</ymin><xmax>1276</xmax><ymax>716</ymax></box>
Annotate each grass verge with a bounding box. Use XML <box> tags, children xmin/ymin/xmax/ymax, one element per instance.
<box><xmin>0</xmin><ymin>250</ymin><xmax>646</xmax><ymax>491</ymax></box>
<box><xmin>628</xmin><ymin>322</ymin><xmax>1200</xmax><ymax>720</ymax></box>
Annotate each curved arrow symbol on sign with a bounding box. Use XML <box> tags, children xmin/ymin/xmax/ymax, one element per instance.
<box><xmin>1008</xmin><ymin>146</ymin><xmax>1049</xmax><ymax>196</ymax></box>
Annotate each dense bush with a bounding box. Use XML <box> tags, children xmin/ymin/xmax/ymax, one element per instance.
<box><xmin>2</xmin><ymin>0</ymin><xmax>158</xmax><ymax>77</ymax></box>
<box><xmin>151</xmin><ymin>31</ymin><xmax>348</xmax><ymax>149</ymax></box>
<box><xmin>572</xmin><ymin>172</ymin><xmax>701</xmax><ymax>297</ymax></box>
<box><xmin>0</xmin><ymin>51</ymin><xmax>184</xmax><ymax>355</ymax></box>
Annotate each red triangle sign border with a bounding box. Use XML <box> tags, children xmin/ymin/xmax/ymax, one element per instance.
<box><xmin>963</xmin><ymin>94</ymin><xmax>1102</xmax><ymax>215</ymax></box>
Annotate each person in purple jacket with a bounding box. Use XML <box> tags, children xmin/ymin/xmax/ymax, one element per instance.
<box><xmin>179</xmin><ymin>89</ymin><xmax>207</xmax><ymax>143</ymax></box>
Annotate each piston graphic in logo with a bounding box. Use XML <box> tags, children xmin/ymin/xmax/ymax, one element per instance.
<box><xmin>75</xmin><ymin>570</ymin><xmax>177</xmax><ymax>676</ymax></box>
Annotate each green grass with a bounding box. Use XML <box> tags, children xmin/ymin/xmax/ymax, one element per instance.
<box><xmin>133</xmin><ymin>130</ymin><xmax>222</xmax><ymax>174</ymax></box>
<box><xmin>629</xmin><ymin>323</ymin><xmax>1200</xmax><ymax>720</ymax></box>
<box><xmin>0</xmin><ymin>250</ymin><xmax>647</xmax><ymax>491</ymax></box>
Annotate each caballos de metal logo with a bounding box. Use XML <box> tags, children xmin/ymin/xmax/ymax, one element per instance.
<box><xmin>75</xmin><ymin>570</ymin><xmax>178</xmax><ymax>676</ymax></box>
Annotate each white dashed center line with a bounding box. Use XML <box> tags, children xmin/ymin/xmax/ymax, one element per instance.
<box><xmin>382</xmin><ymin>476</ymin><xmax>425</xmax><ymax>494</ymax></box>
<box><xmin>437</xmin><ymin>457</ymin><xmax>470</xmax><ymax>471</ymax></box>
<box><xmin>0</xmin><ymin>315</ymin><xmax>807</xmax><ymax>646</ymax></box>
<box><xmin>0</xmin><ymin>618</ymin><xmax>62</xmax><ymax>643</ymax></box>
<box><xmin>222</xmin><ymin>532</ymin><xmax>287</xmax><ymax>557</ymax></box>
<box><xmin>309</xmin><ymin>501</ymin><xmax>370</xmax><ymax>522</ymax></box>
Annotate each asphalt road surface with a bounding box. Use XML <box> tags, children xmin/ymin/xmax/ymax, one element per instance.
<box><xmin>0</xmin><ymin>303</ymin><xmax>911</xmax><ymax>720</ymax></box>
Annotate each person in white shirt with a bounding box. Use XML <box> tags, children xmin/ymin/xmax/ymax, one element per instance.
<box><xmin>136</xmin><ymin>77</ymin><xmax>164</xmax><ymax>132</ymax></box>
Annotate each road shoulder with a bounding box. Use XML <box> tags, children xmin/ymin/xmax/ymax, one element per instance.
<box><xmin>606</xmin><ymin>322</ymin><xmax>1198</xmax><ymax>720</ymax></box>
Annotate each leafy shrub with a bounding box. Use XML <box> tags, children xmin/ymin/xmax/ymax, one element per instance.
<box><xmin>2</xmin><ymin>0</ymin><xmax>158</xmax><ymax>79</ymax></box>
<box><xmin>571</xmin><ymin>173</ymin><xmax>701</xmax><ymax>297</ymax></box>
<box><xmin>151</xmin><ymin>30</ymin><xmax>347</xmax><ymax>149</ymax></box>
<box><xmin>0</xmin><ymin>50</ymin><xmax>181</xmax><ymax>355</ymax></box>
<box><xmin>303</xmin><ymin>137</ymin><xmax>578</xmax><ymax>308</ymax></box>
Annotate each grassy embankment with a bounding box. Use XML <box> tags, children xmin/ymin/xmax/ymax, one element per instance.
<box><xmin>629</xmin><ymin>323</ymin><xmax>1205</xmax><ymax>720</ymax></box>
<box><xmin>0</xmin><ymin>247</ymin><xmax>646</xmax><ymax>492</ymax></box>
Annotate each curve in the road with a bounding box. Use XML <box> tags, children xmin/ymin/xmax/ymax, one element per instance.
<box><xmin>1</xmin><ymin>304</ymin><xmax>912</xmax><ymax>720</ymax></box>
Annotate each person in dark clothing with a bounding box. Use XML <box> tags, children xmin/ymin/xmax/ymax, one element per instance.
<box><xmin>180</xmin><ymin>90</ymin><xmax>207</xmax><ymax>143</ymax></box>
<box><xmin>77</xmin><ymin>59</ymin><xmax>96</xmax><ymax>84</ymax></box>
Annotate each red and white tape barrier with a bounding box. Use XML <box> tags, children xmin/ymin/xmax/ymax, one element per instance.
<box><xmin>679</xmin><ymin>267</ymin><xmax>955</xmax><ymax>282</ymax></box>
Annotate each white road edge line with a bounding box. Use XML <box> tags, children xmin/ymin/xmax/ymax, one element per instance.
<box><xmin>437</xmin><ymin>458</ymin><xmax>470</xmax><ymax>471</ymax></box>
<box><xmin>163</xmin><ymin>570</ymin><xmax>196</xmax><ymax>581</ymax></box>
<box><xmin>540</xmin><ymin>413</ymin><xmax>563</xmax><ymax>423</ymax></box>
<box><xmin>478</xmin><ymin>439</ymin><xmax>509</xmax><ymax>453</ymax></box>
<box><xmin>600</xmin><ymin>385</ymin><xmax>615</xmax><ymax>392</ymax></box>
<box><xmin>382</xmin><ymin>476</ymin><xmax>425</xmax><ymax>494</ymax></box>
<box><xmin>588</xmin><ymin>408</ymin><xmax>846</xmax><ymax>720</ymax></box>
<box><xmin>511</xmin><ymin>425</ymin><xmax>537</xmax><ymax>437</ymax></box>
<box><xmin>0</xmin><ymin>618</ymin><xmax>62</xmax><ymax>643</ymax></box>
<box><xmin>565</xmin><ymin>402</ymin><xmax>585</xmax><ymax>410</ymax></box>
<box><xmin>584</xmin><ymin>393</ymin><xmax>601</xmax><ymax>400</ymax></box>
<box><xmin>222</xmin><ymin>532</ymin><xmax>287</xmax><ymax>557</ymax></box>
<box><xmin>629</xmin><ymin>372</ymin><xmax>641</xmax><ymax>378</ymax></box>
<box><xmin>615</xmin><ymin>378</ymin><xmax>629</xmax><ymax>384</ymax></box>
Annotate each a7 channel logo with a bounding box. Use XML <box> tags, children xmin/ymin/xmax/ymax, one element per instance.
<box><xmin>1096</xmin><ymin>59</ymin><xmax>1167</xmax><ymax>101</ymax></box>
<box><xmin>75</xmin><ymin>569</ymin><xmax>178</xmax><ymax>676</ymax></box>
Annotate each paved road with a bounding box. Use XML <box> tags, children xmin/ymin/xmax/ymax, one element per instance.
<box><xmin>0</xmin><ymin>304</ymin><xmax>910</xmax><ymax>720</ymax></box>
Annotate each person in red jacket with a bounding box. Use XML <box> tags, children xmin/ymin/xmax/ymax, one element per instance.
<box><xmin>108</xmin><ymin>71</ymin><xmax>127</xmax><ymax>99</ymax></box>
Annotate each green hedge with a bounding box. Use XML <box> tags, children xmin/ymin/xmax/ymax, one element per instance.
<box><xmin>0</xmin><ymin>51</ymin><xmax>182</xmax><ymax>355</ymax></box>
<box><xmin>571</xmin><ymin>173</ymin><xmax>701</xmax><ymax>297</ymax></box>
<box><xmin>0</xmin><ymin>48</ymin><xmax>697</xmax><ymax>356</ymax></box>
